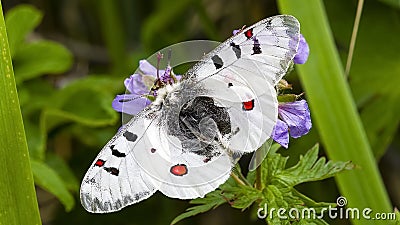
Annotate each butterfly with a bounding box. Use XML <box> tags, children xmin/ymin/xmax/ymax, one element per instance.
<box><xmin>80</xmin><ymin>15</ymin><xmax>301</xmax><ymax>213</ymax></box>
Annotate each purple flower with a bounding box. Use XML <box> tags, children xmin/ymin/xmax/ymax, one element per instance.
<box><xmin>272</xmin><ymin>100</ymin><xmax>312</xmax><ymax>148</ymax></box>
<box><xmin>233</xmin><ymin>29</ymin><xmax>241</xmax><ymax>35</ymax></box>
<box><xmin>112</xmin><ymin>60</ymin><xmax>180</xmax><ymax>115</ymax></box>
<box><xmin>293</xmin><ymin>34</ymin><xmax>309</xmax><ymax>64</ymax></box>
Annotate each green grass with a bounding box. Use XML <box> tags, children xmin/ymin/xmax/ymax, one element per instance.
<box><xmin>0</xmin><ymin>2</ymin><xmax>42</xmax><ymax>224</ymax></box>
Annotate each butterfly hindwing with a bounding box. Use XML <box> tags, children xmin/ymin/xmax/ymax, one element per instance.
<box><xmin>80</xmin><ymin>112</ymin><xmax>158</xmax><ymax>213</ymax></box>
<box><xmin>130</xmin><ymin>85</ymin><xmax>233</xmax><ymax>199</ymax></box>
<box><xmin>193</xmin><ymin>69</ymin><xmax>278</xmax><ymax>153</ymax></box>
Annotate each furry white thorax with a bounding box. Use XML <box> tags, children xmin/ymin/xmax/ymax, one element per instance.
<box><xmin>152</xmin><ymin>83</ymin><xmax>180</xmax><ymax>106</ymax></box>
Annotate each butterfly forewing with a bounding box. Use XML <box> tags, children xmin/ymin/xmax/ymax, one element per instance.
<box><xmin>186</xmin><ymin>15</ymin><xmax>300</xmax><ymax>85</ymax></box>
<box><xmin>183</xmin><ymin>15</ymin><xmax>300</xmax><ymax>153</ymax></box>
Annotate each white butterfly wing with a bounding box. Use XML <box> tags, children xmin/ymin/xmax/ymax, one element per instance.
<box><xmin>80</xmin><ymin>113</ymin><xmax>158</xmax><ymax>213</ymax></box>
<box><xmin>184</xmin><ymin>15</ymin><xmax>300</xmax><ymax>153</ymax></box>
<box><xmin>131</xmin><ymin>96</ymin><xmax>233</xmax><ymax>199</ymax></box>
<box><xmin>195</xmin><ymin>70</ymin><xmax>277</xmax><ymax>153</ymax></box>
<box><xmin>186</xmin><ymin>15</ymin><xmax>300</xmax><ymax>85</ymax></box>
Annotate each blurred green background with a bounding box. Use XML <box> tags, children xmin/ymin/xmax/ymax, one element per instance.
<box><xmin>1</xmin><ymin>0</ymin><xmax>399</xmax><ymax>224</ymax></box>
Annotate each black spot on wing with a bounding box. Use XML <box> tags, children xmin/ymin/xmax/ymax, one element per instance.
<box><xmin>211</xmin><ymin>55</ymin><xmax>223</xmax><ymax>69</ymax></box>
<box><xmin>266</xmin><ymin>20</ymin><xmax>272</xmax><ymax>29</ymax></box>
<box><xmin>104</xmin><ymin>167</ymin><xmax>119</xmax><ymax>176</ymax></box>
<box><xmin>230</xmin><ymin>42</ymin><xmax>241</xmax><ymax>59</ymax></box>
<box><xmin>110</xmin><ymin>145</ymin><xmax>126</xmax><ymax>157</ymax></box>
<box><xmin>228</xmin><ymin>82</ymin><xmax>233</xmax><ymax>87</ymax></box>
<box><xmin>252</xmin><ymin>37</ymin><xmax>262</xmax><ymax>55</ymax></box>
<box><xmin>123</xmin><ymin>131</ymin><xmax>138</xmax><ymax>142</ymax></box>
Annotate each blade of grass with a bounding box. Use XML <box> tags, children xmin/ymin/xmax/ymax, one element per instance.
<box><xmin>277</xmin><ymin>1</ymin><xmax>391</xmax><ymax>224</ymax></box>
<box><xmin>0</xmin><ymin>2</ymin><xmax>42</xmax><ymax>225</ymax></box>
<box><xmin>345</xmin><ymin>0</ymin><xmax>364</xmax><ymax>76</ymax></box>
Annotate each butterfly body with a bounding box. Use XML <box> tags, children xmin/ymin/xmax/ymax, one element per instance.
<box><xmin>81</xmin><ymin>15</ymin><xmax>301</xmax><ymax>213</ymax></box>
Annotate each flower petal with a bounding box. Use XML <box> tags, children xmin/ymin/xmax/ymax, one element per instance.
<box><xmin>139</xmin><ymin>60</ymin><xmax>165</xmax><ymax>77</ymax></box>
<box><xmin>124</xmin><ymin>74</ymin><xmax>148</xmax><ymax>95</ymax></box>
<box><xmin>139</xmin><ymin>60</ymin><xmax>157</xmax><ymax>76</ymax></box>
<box><xmin>278</xmin><ymin>100</ymin><xmax>312</xmax><ymax>138</ymax></box>
<box><xmin>112</xmin><ymin>94</ymin><xmax>151</xmax><ymax>115</ymax></box>
<box><xmin>293</xmin><ymin>34</ymin><xmax>309</xmax><ymax>64</ymax></box>
<box><xmin>271</xmin><ymin>119</ymin><xmax>289</xmax><ymax>148</ymax></box>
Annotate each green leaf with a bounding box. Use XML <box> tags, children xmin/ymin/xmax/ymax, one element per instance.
<box><xmin>31</xmin><ymin>160</ymin><xmax>75</xmax><ymax>211</ymax></box>
<box><xmin>170</xmin><ymin>190</ymin><xmax>228</xmax><ymax>225</ymax></box>
<box><xmin>224</xmin><ymin>185</ymin><xmax>262</xmax><ymax>210</ymax></box>
<box><xmin>5</xmin><ymin>4</ymin><xmax>42</xmax><ymax>57</ymax></box>
<box><xmin>13</xmin><ymin>40</ymin><xmax>73</xmax><ymax>83</ymax></box>
<box><xmin>25</xmin><ymin>76</ymin><xmax>119</xmax><ymax>160</ymax></box>
<box><xmin>45</xmin><ymin>153</ymin><xmax>79</xmax><ymax>192</ymax></box>
<box><xmin>0</xmin><ymin>2</ymin><xmax>42</xmax><ymax>224</ymax></box>
<box><xmin>276</xmin><ymin>144</ymin><xmax>354</xmax><ymax>186</ymax></box>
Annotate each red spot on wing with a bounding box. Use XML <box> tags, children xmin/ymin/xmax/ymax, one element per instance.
<box><xmin>242</xmin><ymin>99</ymin><xmax>255</xmax><ymax>111</ymax></box>
<box><xmin>95</xmin><ymin>159</ymin><xmax>105</xmax><ymax>167</ymax></box>
<box><xmin>170</xmin><ymin>164</ymin><xmax>188</xmax><ymax>176</ymax></box>
<box><xmin>245</xmin><ymin>28</ymin><xmax>253</xmax><ymax>39</ymax></box>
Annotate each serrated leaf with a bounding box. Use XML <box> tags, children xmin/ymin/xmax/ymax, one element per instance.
<box><xmin>224</xmin><ymin>186</ymin><xmax>261</xmax><ymax>210</ymax></box>
<box><xmin>275</xmin><ymin>144</ymin><xmax>354</xmax><ymax>187</ymax></box>
<box><xmin>291</xmin><ymin>189</ymin><xmax>334</xmax><ymax>213</ymax></box>
<box><xmin>5</xmin><ymin>4</ymin><xmax>42</xmax><ymax>56</ymax></box>
<box><xmin>171</xmin><ymin>191</ymin><xmax>227</xmax><ymax>225</ymax></box>
<box><xmin>13</xmin><ymin>40</ymin><xmax>73</xmax><ymax>83</ymax></box>
<box><xmin>31</xmin><ymin>160</ymin><xmax>74</xmax><ymax>211</ymax></box>
<box><xmin>247</xmin><ymin>143</ymin><xmax>282</xmax><ymax>186</ymax></box>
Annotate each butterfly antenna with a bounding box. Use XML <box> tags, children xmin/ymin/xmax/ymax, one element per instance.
<box><xmin>167</xmin><ymin>49</ymin><xmax>172</xmax><ymax>67</ymax></box>
<box><xmin>156</xmin><ymin>52</ymin><xmax>163</xmax><ymax>80</ymax></box>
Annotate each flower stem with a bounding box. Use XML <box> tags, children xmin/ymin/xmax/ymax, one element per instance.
<box><xmin>230</xmin><ymin>173</ymin><xmax>246</xmax><ymax>186</ymax></box>
<box><xmin>345</xmin><ymin>0</ymin><xmax>364</xmax><ymax>76</ymax></box>
<box><xmin>255</xmin><ymin>165</ymin><xmax>262</xmax><ymax>190</ymax></box>
<box><xmin>230</xmin><ymin>170</ymin><xmax>252</xmax><ymax>187</ymax></box>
